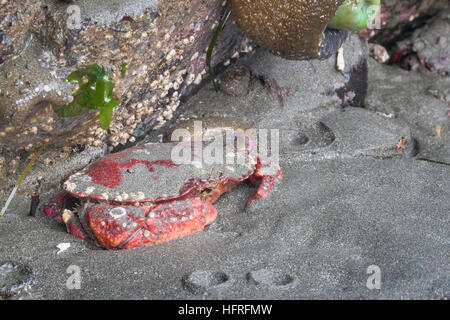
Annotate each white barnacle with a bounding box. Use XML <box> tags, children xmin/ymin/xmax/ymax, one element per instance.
<box><xmin>191</xmin><ymin>51</ymin><xmax>199</xmax><ymax>61</ymax></box>
<box><xmin>185</xmin><ymin>73</ymin><xmax>195</xmax><ymax>85</ymax></box>
<box><xmin>177</xmin><ymin>69</ymin><xmax>187</xmax><ymax>77</ymax></box>
<box><xmin>137</xmin><ymin>192</ymin><xmax>145</xmax><ymax>200</ymax></box>
<box><xmin>109</xmin><ymin>207</ymin><xmax>127</xmax><ymax>219</ymax></box>
<box><xmin>166</xmin><ymin>49</ymin><xmax>176</xmax><ymax>62</ymax></box>
<box><xmin>65</xmin><ymin>182</ymin><xmax>77</xmax><ymax>192</ymax></box>
<box><xmin>150</xmin><ymin>80</ymin><xmax>158</xmax><ymax>90</ymax></box>
<box><xmin>194</xmin><ymin>74</ymin><xmax>202</xmax><ymax>85</ymax></box>
<box><xmin>101</xmin><ymin>193</ymin><xmax>109</xmax><ymax>200</ymax></box>
<box><xmin>143</xmin><ymin>230</ymin><xmax>151</xmax><ymax>237</ymax></box>
<box><xmin>242</xmin><ymin>45</ymin><xmax>251</xmax><ymax>53</ymax></box>
<box><xmin>225</xmin><ymin>166</ymin><xmax>235</xmax><ymax>172</ymax></box>
<box><xmin>121</xmin><ymin>193</ymin><xmax>129</xmax><ymax>200</ymax></box>
<box><xmin>170</xmin><ymin>217</ymin><xmax>178</xmax><ymax>223</ymax></box>
<box><xmin>160</xmin><ymin>90</ymin><xmax>168</xmax><ymax>99</ymax></box>
<box><xmin>149</xmin><ymin>212</ymin><xmax>155</xmax><ymax>218</ymax></box>
<box><xmin>84</xmin><ymin>186</ymin><xmax>95</xmax><ymax>195</ymax></box>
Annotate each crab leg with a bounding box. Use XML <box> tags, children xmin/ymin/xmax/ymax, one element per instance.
<box><xmin>43</xmin><ymin>192</ymin><xmax>88</xmax><ymax>239</ymax></box>
<box><xmin>61</xmin><ymin>209</ymin><xmax>87</xmax><ymax>239</ymax></box>
<box><xmin>246</xmin><ymin>157</ymin><xmax>282</xmax><ymax>208</ymax></box>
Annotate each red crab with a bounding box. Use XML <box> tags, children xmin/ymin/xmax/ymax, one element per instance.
<box><xmin>43</xmin><ymin>141</ymin><xmax>281</xmax><ymax>249</ymax></box>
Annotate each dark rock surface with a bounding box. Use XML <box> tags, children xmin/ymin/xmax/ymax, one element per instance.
<box><xmin>410</xmin><ymin>9</ymin><xmax>449</xmax><ymax>74</ymax></box>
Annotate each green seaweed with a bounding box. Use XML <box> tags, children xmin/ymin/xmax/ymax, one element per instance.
<box><xmin>207</xmin><ymin>6</ymin><xmax>231</xmax><ymax>91</ymax></box>
<box><xmin>53</xmin><ymin>63</ymin><xmax>119</xmax><ymax>130</ymax></box>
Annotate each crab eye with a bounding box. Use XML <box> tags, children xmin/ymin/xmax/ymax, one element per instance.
<box><xmin>109</xmin><ymin>207</ymin><xmax>127</xmax><ymax>219</ymax></box>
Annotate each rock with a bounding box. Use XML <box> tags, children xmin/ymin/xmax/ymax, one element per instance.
<box><xmin>0</xmin><ymin>0</ymin><xmax>248</xmax><ymax>195</ymax></box>
<box><xmin>372</xmin><ymin>44</ymin><xmax>390</xmax><ymax>64</ymax></box>
<box><xmin>388</xmin><ymin>9</ymin><xmax>450</xmax><ymax>73</ymax></box>
<box><xmin>411</xmin><ymin>9</ymin><xmax>450</xmax><ymax>74</ymax></box>
<box><xmin>0</xmin><ymin>0</ymin><xmax>247</xmax><ymax>149</ymax></box>
<box><xmin>0</xmin><ymin>261</ymin><xmax>35</xmax><ymax>299</ymax></box>
<box><xmin>283</xmin><ymin>108</ymin><xmax>415</xmax><ymax>161</ymax></box>
<box><xmin>366</xmin><ymin>57</ymin><xmax>450</xmax><ymax>162</ymax></box>
<box><xmin>363</xmin><ymin>0</ymin><xmax>449</xmax><ymax>46</ymax></box>
<box><xmin>0</xmin><ymin>37</ymin><xmax>77</xmax><ymax>151</ymax></box>
<box><xmin>219</xmin><ymin>64</ymin><xmax>251</xmax><ymax>97</ymax></box>
<box><xmin>0</xmin><ymin>0</ymin><xmax>41</xmax><ymax>63</ymax></box>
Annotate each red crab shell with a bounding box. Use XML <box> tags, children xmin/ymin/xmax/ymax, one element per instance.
<box><xmin>62</xmin><ymin>142</ymin><xmax>256</xmax><ymax>204</ymax></box>
<box><xmin>44</xmin><ymin>141</ymin><xmax>281</xmax><ymax>249</ymax></box>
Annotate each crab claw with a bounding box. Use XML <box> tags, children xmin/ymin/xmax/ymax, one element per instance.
<box><xmin>62</xmin><ymin>209</ymin><xmax>87</xmax><ymax>239</ymax></box>
<box><xmin>43</xmin><ymin>193</ymin><xmax>87</xmax><ymax>239</ymax></box>
<box><xmin>246</xmin><ymin>157</ymin><xmax>282</xmax><ymax>209</ymax></box>
<box><xmin>83</xmin><ymin>197</ymin><xmax>217</xmax><ymax>249</ymax></box>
